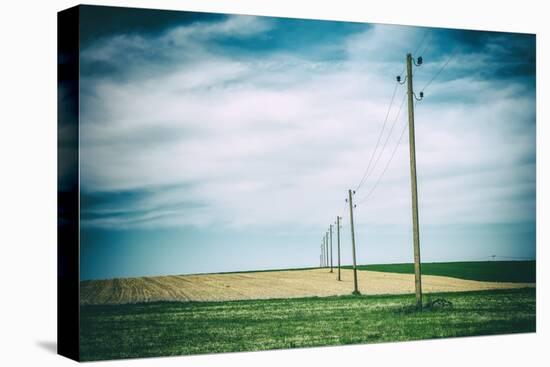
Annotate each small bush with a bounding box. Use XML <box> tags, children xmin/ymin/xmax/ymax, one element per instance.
<box><xmin>393</xmin><ymin>296</ymin><xmax>453</xmax><ymax>314</ymax></box>
<box><xmin>424</xmin><ymin>297</ymin><xmax>453</xmax><ymax>310</ymax></box>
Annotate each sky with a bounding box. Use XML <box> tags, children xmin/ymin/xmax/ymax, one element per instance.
<box><xmin>74</xmin><ymin>5</ymin><xmax>536</xmax><ymax>280</ymax></box>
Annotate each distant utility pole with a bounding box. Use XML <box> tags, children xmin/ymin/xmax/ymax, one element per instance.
<box><xmin>323</xmin><ymin>236</ymin><xmax>327</xmax><ymax>268</ymax></box>
<box><xmin>336</xmin><ymin>216</ymin><xmax>342</xmax><ymax>281</ymax></box>
<box><xmin>405</xmin><ymin>53</ymin><xmax>423</xmax><ymax>309</ymax></box>
<box><xmin>347</xmin><ymin>190</ymin><xmax>359</xmax><ymax>294</ymax></box>
<box><xmin>325</xmin><ymin>231</ymin><xmax>329</xmax><ymax>270</ymax></box>
<box><xmin>321</xmin><ymin>236</ymin><xmax>326</xmax><ymax>268</ymax></box>
<box><xmin>329</xmin><ymin>225</ymin><xmax>333</xmax><ymax>273</ymax></box>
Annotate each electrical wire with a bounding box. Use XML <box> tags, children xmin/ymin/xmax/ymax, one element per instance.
<box><xmin>352</xmin><ymin>31</ymin><xmax>430</xmax><ymax>199</ymax></box>
<box><xmin>417</xmin><ymin>30</ymin><xmax>433</xmax><ymax>58</ymax></box>
<box><xmin>321</xmin><ymin>41</ymin><xmax>450</xmax><ymax>258</ymax></box>
<box><xmin>397</xmin><ymin>29</ymin><xmax>430</xmax><ymax>78</ymax></box>
<box><xmin>357</xmin><ymin>92</ymin><xmax>407</xmax><ymax>191</ymax></box>
<box><xmin>354</xmin><ymin>81</ymin><xmax>400</xmax><ymax>192</ymax></box>
<box><xmin>421</xmin><ymin>49</ymin><xmax>457</xmax><ymax>92</ymax></box>
<box><xmin>413</xmin><ymin>29</ymin><xmax>429</xmax><ymax>56</ymax></box>
<box><xmin>356</xmin><ymin>115</ymin><xmax>408</xmax><ymax>205</ymax></box>
<box><xmin>356</xmin><ymin>99</ymin><xmax>419</xmax><ymax>205</ymax></box>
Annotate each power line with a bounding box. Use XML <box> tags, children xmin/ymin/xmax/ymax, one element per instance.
<box><xmin>413</xmin><ymin>29</ymin><xmax>429</xmax><ymax>56</ymax></box>
<box><xmin>356</xmin><ymin>114</ymin><xmax>408</xmax><ymax>205</ymax></box>
<box><xmin>398</xmin><ymin>30</ymin><xmax>430</xmax><ymax>78</ymax></box>
<box><xmin>322</xmin><ymin>46</ymin><xmax>450</xmax><ymax>262</ymax></box>
<box><xmin>356</xmin><ymin>99</ymin><xmax>419</xmax><ymax>206</ymax></box>
<box><xmin>416</xmin><ymin>30</ymin><xmax>434</xmax><ymax>59</ymax></box>
<box><xmin>421</xmin><ymin>49</ymin><xmax>457</xmax><ymax>92</ymax></box>
<box><xmin>354</xmin><ymin>81</ymin><xmax>400</xmax><ymax>192</ymax></box>
<box><xmin>339</xmin><ymin>200</ymin><xmax>347</xmax><ymax>219</ymax></box>
<box><xmin>357</xmin><ymin>92</ymin><xmax>407</xmax><ymax>192</ymax></box>
<box><xmin>418</xmin><ymin>37</ymin><xmax>431</xmax><ymax>59</ymax></box>
<box><xmin>348</xmin><ymin>34</ymin><xmax>430</xmax><ymax>203</ymax></box>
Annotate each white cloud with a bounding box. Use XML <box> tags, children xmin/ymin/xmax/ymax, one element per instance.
<box><xmin>79</xmin><ymin>19</ymin><xmax>535</xmax><ymax>232</ymax></box>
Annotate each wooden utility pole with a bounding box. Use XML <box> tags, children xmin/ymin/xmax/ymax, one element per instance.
<box><xmin>336</xmin><ymin>216</ymin><xmax>341</xmax><ymax>281</ymax></box>
<box><xmin>406</xmin><ymin>53</ymin><xmax>423</xmax><ymax>309</ymax></box>
<box><xmin>329</xmin><ymin>225</ymin><xmax>333</xmax><ymax>273</ymax></box>
<box><xmin>348</xmin><ymin>190</ymin><xmax>359</xmax><ymax>294</ymax></box>
<box><xmin>325</xmin><ymin>231</ymin><xmax>329</xmax><ymax>270</ymax></box>
<box><xmin>321</xmin><ymin>236</ymin><xmax>327</xmax><ymax>268</ymax></box>
<box><xmin>322</xmin><ymin>236</ymin><xmax>327</xmax><ymax>268</ymax></box>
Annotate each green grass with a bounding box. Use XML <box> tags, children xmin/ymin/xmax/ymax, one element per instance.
<box><xmin>343</xmin><ymin>261</ymin><xmax>535</xmax><ymax>283</ymax></box>
<box><xmin>80</xmin><ymin>288</ymin><xmax>535</xmax><ymax>361</ymax></box>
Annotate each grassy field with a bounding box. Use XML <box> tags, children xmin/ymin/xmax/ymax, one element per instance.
<box><xmin>80</xmin><ymin>287</ymin><xmax>535</xmax><ymax>361</ymax></box>
<box><xmin>344</xmin><ymin>261</ymin><xmax>535</xmax><ymax>283</ymax></box>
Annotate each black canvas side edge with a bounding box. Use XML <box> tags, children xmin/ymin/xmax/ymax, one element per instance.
<box><xmin>57</xmin><ymin>5</ymin><xmax>80</xmax><ymax>362</ymax></box>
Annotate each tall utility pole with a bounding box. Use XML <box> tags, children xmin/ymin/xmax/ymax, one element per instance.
<box><xmin>406</xmin><ymin>53</ymin><xmax>423</xmax><ymax>309</ymax></box>
<box><xmin>336</xmin><ymin>216</ymin><xmax>342</xmax><ymax>281</ymax></box>
<box><xmin>329</xmin><ymin>225</ymin><xmax>333</xmax><ymax>273</ymax></box>
<box><xmin>347</xmin><ymin>190</ymin><xmax>359</xmax><ymax>294</ymax></box>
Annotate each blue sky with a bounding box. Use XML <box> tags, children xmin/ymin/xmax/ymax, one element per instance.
<box><xmin>76</xmin><ymin>6</ymin><xmax>535</xmax><ymax>280</ymax></box>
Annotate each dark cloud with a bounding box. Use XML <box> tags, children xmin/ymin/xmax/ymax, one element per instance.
<box><xmin>79</xmin><ymin>5</ymin><xmax>222</xmax><ymax>47</ymax></box>
<box><xmin>81</xmin><ymin>184</ymin><xmax>206</xmax><ymax>228</ymax></box>
<box><xmin>422</xmin><ymin>28</ymin><xmax>535</xmax><ymax>81</ymax></box>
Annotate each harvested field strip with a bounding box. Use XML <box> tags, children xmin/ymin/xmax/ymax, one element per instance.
<box><xmin>80</xmin><ymin>268</ymin><xmax>535</xmax><ymax>305</ymax></box>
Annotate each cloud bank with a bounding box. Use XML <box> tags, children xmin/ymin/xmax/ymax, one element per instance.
<box><xmin>79</xmin><ymin>14</ymin><xmax>535</xmax><ymax>237</ymax></box>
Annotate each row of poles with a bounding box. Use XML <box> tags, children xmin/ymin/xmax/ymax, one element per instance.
<box><xmin>319</xmin><ymin>53</ymin><xmax>424</xmax><ymax>308</ymax></box>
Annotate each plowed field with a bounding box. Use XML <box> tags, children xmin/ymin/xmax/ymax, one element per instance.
<box><xmin>80</xmin><ymin>268</ymin><xmax>534</xmax><ymax>305</ymax></box>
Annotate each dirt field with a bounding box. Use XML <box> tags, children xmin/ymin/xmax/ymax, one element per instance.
<box><xmin>80</xmin><ymin>268</ymin><xmax>535</xmax><ymax>305</ymax></box>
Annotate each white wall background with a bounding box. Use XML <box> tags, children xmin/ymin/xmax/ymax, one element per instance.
<box><xmin>0</xmin><ymin>0</ymin><xmax>547</xmax><ymax>366</ymax></box>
